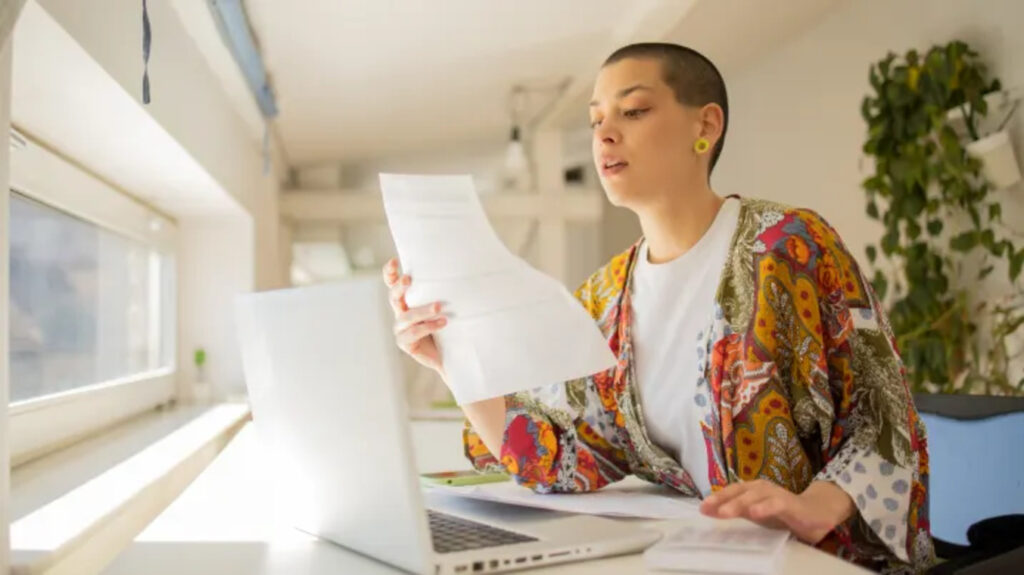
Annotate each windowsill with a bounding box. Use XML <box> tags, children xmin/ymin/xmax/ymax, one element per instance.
<box><xmin>9</xmin><ymin>401</ymin><xmax>250</xmax><ymax>575</ymax></box>
<box><xmin>9</xmin><ymin>368</ymin><xmax>176</xmax><ymax>417</ymax></box>
<box><xmin>8</xmin><ymin>369</ymin><xmax>177</xmax><ymax>466</ymax></box>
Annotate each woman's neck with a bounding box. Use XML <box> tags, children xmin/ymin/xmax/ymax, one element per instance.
<box><xmin>637</xmin><ymin>181</ymin><xmax>724</xmax><ymax>264</ymax></box>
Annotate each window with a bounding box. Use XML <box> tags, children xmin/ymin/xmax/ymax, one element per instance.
<box><xmin>8</xmin><ymin>193</ymin><xmax>175</xmax><ymax>403</ymax></box>
<box><xmin>7</xmin><ymin>132</ymin><xmax>178</xmax><ymax>464</ymax></box>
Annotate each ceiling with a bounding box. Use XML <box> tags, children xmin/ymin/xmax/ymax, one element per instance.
<box><xmin>242</xmin><ymin>0</ymin><xmax>844</xmax><ymax>166</ymax></box>
<box><xmin>246</xmin><ymin>0</ymin><xmax>674</xmax><ymax>165</ymax></box>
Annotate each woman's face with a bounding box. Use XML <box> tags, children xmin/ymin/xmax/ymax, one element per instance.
<box><xmin>589</xmin><ymin>57</ymin><xmax>709</xmax><ymax>210</ymax></box>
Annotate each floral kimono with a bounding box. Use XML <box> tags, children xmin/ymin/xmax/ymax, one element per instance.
<box><xmin>464</xmin><ymin>198</ymin><xmax>934</xmax><ymax>573</ymax></box>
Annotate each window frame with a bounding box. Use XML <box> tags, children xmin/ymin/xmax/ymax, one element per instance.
<box><xmin>7</xmin><ymin>132</ymin><xmax>178</xmax><ymax>465</ymax></box>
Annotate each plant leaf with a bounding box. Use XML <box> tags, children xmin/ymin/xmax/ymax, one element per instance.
<box><xmin>882</xmin><ymin>227</ymin><xmax>901</xmax><ymax>256</ymax></box>
<box><xmin>861</xmin><ymin>97</ymin><xmax>874</xmax><ymax>122</ymax></box>
<box><xmin>872</xmin><ymin>270</ymin><xmax>889</xmax><ymax>301</ymax></box>
<box><xmin>981</xmin><ymin>229</ymin><xmax>996</xmax><ymax>252</ymax></box>
<box><xmin>907</xmin><ymin>219</ymin><xmax>922</xmax><ymax>240</ymax></box>
<box><xmin>1011</xmin><ymin>250</ymin><xmax>1024</xmax><ymax>282</ymax></box>
<box><xmin>950</xmin><ymin>231</ymin><xmax>979</xmax><ymax>252</ymax></box>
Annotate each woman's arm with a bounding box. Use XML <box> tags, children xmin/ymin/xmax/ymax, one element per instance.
<box><xmin>461</xmin><ymin>253</ymin><xmax>637</xmax><ymax>493</ymax></box>
<box><xmin>797</xmin><ymin>211</ymin><xmax>932</xmax><ymax>569</ymax></box>
<box><xmin>462</xmin><ymin>376</ymin><xmax>631</xmax><ymax>493</ymax></box>
<box><xmin>704</xmin><ymin>210</ymin><xmax>934</xmax><ymax>572</ymax></box>
<box><xmin>385</xmin><ymin>255</ymin><xmax>634</xmax><ymax>494</ymax></box>
<box><xmin>461</xmin><ymin>396</ymin><xmax>506</xmax><ymax>456</ymax></box>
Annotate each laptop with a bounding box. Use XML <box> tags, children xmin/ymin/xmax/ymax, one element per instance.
<box><xmin>235</xmin><ymin>278</ymin><xmax>660</xmax><ymax>574</ymax></box>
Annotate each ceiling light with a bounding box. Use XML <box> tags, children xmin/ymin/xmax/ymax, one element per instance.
<box><xmin>505</xmin><ymin>126</ymin><xmax>528</xmax><ymax>173</ymax></box>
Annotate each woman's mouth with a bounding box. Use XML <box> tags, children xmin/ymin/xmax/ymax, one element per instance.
<box><xmin>601</xmin><ymin>159</ymin><xmax>629</xmax><ymax>176</ymax></box>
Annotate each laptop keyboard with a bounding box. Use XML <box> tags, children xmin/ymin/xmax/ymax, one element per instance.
<box><xmin>428</xmin><ymin>510</ymin><xmax>538</xmax><ymax>554</ymax></box>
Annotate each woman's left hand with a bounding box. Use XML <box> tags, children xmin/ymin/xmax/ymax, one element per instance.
<box><xmin>699</xmin><ymin>480</ymin><xmax>855</xmax><ymax>544</ymax></box>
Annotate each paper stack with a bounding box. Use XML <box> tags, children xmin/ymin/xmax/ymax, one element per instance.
<box><xmin>644</xmin><ymin>522</ymin><xmax>790</xmax><ymax>574</ymax></box>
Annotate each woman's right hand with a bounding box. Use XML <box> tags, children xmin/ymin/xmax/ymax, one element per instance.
<box><xmin>382</xmin><ymin>258</ymin><xmax>447</xmax><ymax>377</ymax></box>
<box><xmin>384</xmin><ymin>259</ymin><xmax>506</xmax><ymax>458</ymax></box>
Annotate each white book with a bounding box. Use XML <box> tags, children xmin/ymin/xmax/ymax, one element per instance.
<box><xmin>644</xmin><ymin>522</ymin><xmax>790</xmax><ymax>574</ymax></box>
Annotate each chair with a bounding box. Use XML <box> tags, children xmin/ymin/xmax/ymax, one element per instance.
<box><xmin>915</xmin><ymin>393</ymin><xmax>1024</xmax><ymax>574</ymax></box>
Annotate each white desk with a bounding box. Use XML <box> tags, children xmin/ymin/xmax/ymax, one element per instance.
<box><xmin>103</xmin><ymin>423</ymin><xmax>870</xmax><ymax>575</ymax></box>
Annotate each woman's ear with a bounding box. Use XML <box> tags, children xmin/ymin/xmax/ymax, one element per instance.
<box><xmin>699</xmin><ymin>103</ymin><xmax>725</xmax><ymax>147</ymax></box>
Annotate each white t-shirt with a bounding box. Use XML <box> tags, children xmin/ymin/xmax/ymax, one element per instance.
<box><xmin>631</xmin><ymin>197</ymin><xmax>741</xmax><ymax>496</ymax></box>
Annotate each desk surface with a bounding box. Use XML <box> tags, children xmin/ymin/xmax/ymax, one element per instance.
<box><xmin>103</xmin><ymin>423</ymin><xmax>870</xmax><ymax>575</ymax></box>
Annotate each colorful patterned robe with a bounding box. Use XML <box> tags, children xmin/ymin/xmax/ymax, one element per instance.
<box><xmin>464</xmin><ymin>198</ymin><xmax>934</xmax><ymax>573</ymax></box>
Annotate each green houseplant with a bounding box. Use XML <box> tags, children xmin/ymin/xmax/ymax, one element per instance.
<box><xmin>194</xmin><ymin>347</ymin><xmax>212</xmax><ymax>403</ymax></box>
<box><xmin>860</xmin><ymin>40</ymin><xmax>1024</xmax><ymax>394</ymax></box>
<box><xmin>194</xmin><ymin>347</ymin><xmax>207</xmax><ymax>379</ymax></box>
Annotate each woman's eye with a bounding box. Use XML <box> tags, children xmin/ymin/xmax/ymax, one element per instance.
<box><xmin>590</xmin><ymin>119</ymin><xmax>602</xmax><ymax>129</ymax></box>
<box><xmin>624</xmin><ymin>108</ymin><xmax>650</xmax><ymax>119</ymax></box>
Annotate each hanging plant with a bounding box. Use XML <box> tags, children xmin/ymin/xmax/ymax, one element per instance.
<box><xmin>860</xmin><ymin>40</ymin><xmax>1024</xmax><ymax>394</ymax></box>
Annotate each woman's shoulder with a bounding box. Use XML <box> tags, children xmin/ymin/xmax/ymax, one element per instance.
<box><xmin>739</xmin><ymin>196</ymin><xmax>833</xmax><ymax>232</ymax></box>
<box><xmin>737</xmin><ymin>197</ymin><xmax>848</xmax><ymax>260</ymax></box>
<box><xmin>736</xmin><ymin>197</ymin><xmax>868</xmax><ymax>303</ymax></box>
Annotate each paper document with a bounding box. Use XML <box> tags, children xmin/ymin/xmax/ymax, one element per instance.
<box><xmin>431</xmin><ymin>480</ymin><xmax>702</xmax><ymax>520</ymax></box>
<box><xmin>644</xmin><ymin>523</ymin><xmax>790</xmax><ymax>574</ymax></box>
<box><xmin>380</xmin><ymin>174</ymin><xmax>617</xmax><ymax>405</ymax></box>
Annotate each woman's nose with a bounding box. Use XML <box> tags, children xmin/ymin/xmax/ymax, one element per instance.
<box><xmin>594</xmin><ymin>121</ymin><xmax>620</xmax><ymax>145</ymax></box>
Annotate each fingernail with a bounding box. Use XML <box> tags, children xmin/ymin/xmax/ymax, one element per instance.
<box><xmin>402</xmin><ymin>276</ymin><xmax>411</xmax><ymax>285</ymax></box>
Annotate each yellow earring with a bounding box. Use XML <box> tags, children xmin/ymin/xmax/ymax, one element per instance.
<box><xmin>694</xmin><ymin>138</ymin><xmax>711</xmax><ymax>154</ymax></box>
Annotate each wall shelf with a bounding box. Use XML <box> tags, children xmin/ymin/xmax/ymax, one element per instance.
<box><xmin>280</xmin><ymin>188</ymin><xmax>605</xmax><ymax>223</ymax></box>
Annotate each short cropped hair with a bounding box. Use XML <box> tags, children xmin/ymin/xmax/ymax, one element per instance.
<box><xmin>604</xmin><ymin>43</ymin><xmax>729</xmax><ymax>173</ymax></box>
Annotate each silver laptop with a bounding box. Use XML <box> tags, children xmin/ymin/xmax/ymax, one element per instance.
<box><xmin>235</xmin><ymin>278</ymin><xmax>659</xmax><ymax>574</ymax></box>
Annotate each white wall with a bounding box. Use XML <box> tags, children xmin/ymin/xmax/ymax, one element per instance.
<box><xmin>177</xmin><ymin>216</ymin><xmax>255</xmax><ymax>401</ymax></box>
<box><xmin>714</xmin><ymin>0</ymin><xmax>1024</xmax><ymax>264</ymax></box>
<box><xmin>1</xmin><ymin>33</ymin><xmax>13</xmax><ymax>575</ymax></box>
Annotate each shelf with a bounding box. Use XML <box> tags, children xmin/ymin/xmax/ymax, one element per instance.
<box><xmin>280</xmin><ymin>189</ymin><xmax>605</xmax><ymax>223</ymax></box>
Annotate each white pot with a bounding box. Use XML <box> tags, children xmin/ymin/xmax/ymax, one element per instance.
<box><xmin>193</xmin><ymin>380</ymin><xmax>214</xmax><ymax>404</ymax></box>
<box><xmin>966</xmin><ymin>130</ymin><xmax>1022</xmax><ymax>189</ymax></box>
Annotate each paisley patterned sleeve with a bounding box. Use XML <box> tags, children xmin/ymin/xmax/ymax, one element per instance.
<box><xmin>796</xmin><ymin>210</ymin><xmax>934</xmax><ymax>572</ymax></box>
<box><xmin>463</xmin><ymin>265</ymin><xmax>632</xmax><ymax>493</ymax></box>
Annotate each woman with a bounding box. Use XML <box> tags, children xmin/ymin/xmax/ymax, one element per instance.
<box><xmin>383</xmin><ymin>43</ymin><xmax>933</xmax><ymax>573</ymax></box>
